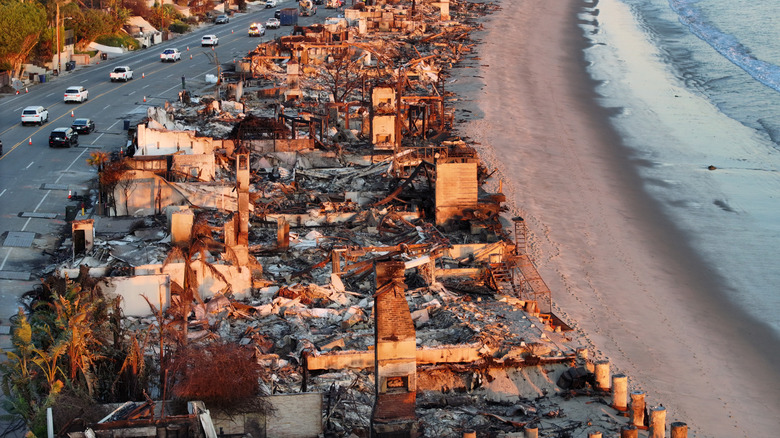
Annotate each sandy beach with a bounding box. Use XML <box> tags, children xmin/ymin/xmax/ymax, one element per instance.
<box><xmin>455</xmin><ymin>0</ymin><xmax>780</xmax><ymax>436</ymax></box>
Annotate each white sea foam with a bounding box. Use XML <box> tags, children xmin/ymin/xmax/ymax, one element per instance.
<box><xmin>582</xmin><ymin>0</ymin><xmax>780</xmax><ymax>335</ymax></box>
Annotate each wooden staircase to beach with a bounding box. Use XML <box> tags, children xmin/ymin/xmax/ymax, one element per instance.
<box><xmin>515</xmin><ymin>254</ymin><xmax>552</xmax><ymax>313</ymax></box>
<box><xmin>488</xmin><ymin>261</ymin><xmax>518</xmax><ymax>296</ymax></box>
<box><xmin>488</xmin><ymin>254</ymin><xmax>553</xmax><ymax>314</ymax></box>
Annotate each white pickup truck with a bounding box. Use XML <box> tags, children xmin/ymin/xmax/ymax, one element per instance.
<box><xmin>110</xmin><ymin>66</ymin><xmax>134</xmax><ymax>82</ymax></box>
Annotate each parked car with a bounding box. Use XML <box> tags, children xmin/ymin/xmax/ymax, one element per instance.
<box><xmin>265</xmin><ymin>0</ymin><xmax>278</xmax><ymax>8</ymax></box>
<box><xmin>71</xmin><ymin>118</ymin><xmax>96</xmax><ymax>135</ymax></box>
<box><xmin>265</xmin><ymin>17</ymin><xmax>281</xmax><ymax>29</ymax></box>
<box><xmin>49</xmin><ymin>127</ymin><xmax>78</xmax><ymax>148</ymax></box>
<box><xmin>160</xmin><ymin>48</ymin><xmax>181</xmax><ymax>62</ymax></box>
<box><xmin>215</xmin><ymin>14</ymin><xmax>229</xmax><ymax>24</ymax></box>
<box><xmin>110</xmin><ymin>66</ymin><xmax>133</xmax><ymax>82</ymax></box>
<box><xmin>248</xmin><ymin>23</ymin><xmax>265</xmax><ymax>36</ymax></box>
<box><xmin>21</xmin><ymin>106</ymin><xmax>49</xmax><ymax>126</ymax></box>
<box><xmin>201</xmin><ymin>35</ymin><xmax>219</xmax><ymax>46</ymax></box>
<box><xmin>63</xmin><ymin>86</ymin><xmax>89</xmax><ymax>103</ymax></box>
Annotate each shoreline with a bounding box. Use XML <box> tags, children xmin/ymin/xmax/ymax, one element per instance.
<box><xmin>453</xmin><ymin>0</ymin><xmax>780</xmax><ymax>435</ymax></box>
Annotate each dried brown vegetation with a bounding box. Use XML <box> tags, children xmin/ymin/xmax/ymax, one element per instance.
<box><xmin>169</xmin><ymin>342</ymin><xmax>271</xmax><ymax>414</ymax></box>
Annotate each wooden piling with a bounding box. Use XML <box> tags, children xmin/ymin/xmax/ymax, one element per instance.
<box><xmin>463</xmin><ymin>431</ymin><xmax>476</xmax><ymax>438</ymax></box>
<box><xmin>524</xmin><ymin>426</ymin><xmax>538</xmax><ymax>438</ymax></box>
<box><xmin>620</xmin><ymin>425</ymin><xmax>638</xmax><ymax>438</ymax></box>
<box><xmin>670</xmin><ymin>422</ymin><xmax>688</xmax><ymax>438</ymax></box>
<box><xmin>595</xmin><ymin>360</ymin><xmax>610</xmax><ymax>390</ymax></box>
<box><xmin>612</xmin><ymin>374</ymin><xmax>628</xmax><ymax>411</ymax></box>
<box><xmin>649</xmin><ymin>405</ymin><xmax>667</xmax><ymax>438</ymax></box>
<box><xmin>630</xmin><ymin>390</ymin><xmax>646</xmax><ymax>427</ymax></box>
<box><xmin>587</xmin><ymin>431</ymin><xmax>602</xmax><ymax>438</ymax></box>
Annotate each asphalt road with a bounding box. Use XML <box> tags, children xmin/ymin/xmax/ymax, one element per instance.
<box><xmin>0</xmin><ymin>2</ymin><xmax>339</xmax><ymax>321</ymax></box>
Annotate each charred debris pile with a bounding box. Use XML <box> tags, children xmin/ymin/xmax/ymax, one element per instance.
<box><xmin>17</xmin><ymin>1</ymin><xmax>659</xmax><ymax>437</ymax></box>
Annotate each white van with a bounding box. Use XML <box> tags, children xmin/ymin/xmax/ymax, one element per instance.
<box><xmin>21</xmin><ymin>106</ymin><xmax>49</xmax><ymax>126</ymax></box>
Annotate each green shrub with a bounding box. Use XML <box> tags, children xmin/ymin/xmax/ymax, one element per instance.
<box><xmin>168</xmin><ymin>19</ymin><xmax>190</xmax><ymax>34</ymax></box>
<box><xmin>95</xmin><ymin>34</ymin><xmax>140</xmax><ymax>50</ymax></box>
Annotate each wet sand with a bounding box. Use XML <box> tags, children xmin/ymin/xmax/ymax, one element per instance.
<box><xmin>453</xmin><ymin>0</ymin><xmax>780</xmax><ymax>435</ymax></box>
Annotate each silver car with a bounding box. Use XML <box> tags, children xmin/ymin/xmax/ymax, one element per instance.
<box><xmin>64</xmin><ymin>86</ymin><xmax>89</xmax><ymax>103</ymax></box>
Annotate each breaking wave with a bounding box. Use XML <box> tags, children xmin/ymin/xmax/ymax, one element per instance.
<box><xmin>667</xmin><ymin>0</ymin><xmax>780</xmax><ymax>93</ymax></box>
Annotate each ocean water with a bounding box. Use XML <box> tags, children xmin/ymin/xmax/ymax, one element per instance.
<box><xmin>579</xmin><ymin>0</ymin><xmax>780</xmax><ymax>335</ymax></box>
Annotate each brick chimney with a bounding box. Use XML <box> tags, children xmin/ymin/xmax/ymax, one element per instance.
<box><xmin>371</xmin><ymin>260</ymin><xmax>418</xmax><ymax>437</ymax></box>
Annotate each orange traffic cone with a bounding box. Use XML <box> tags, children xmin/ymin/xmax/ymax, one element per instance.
<box><xmin>71</xmin><ymin>111</ymin><xmax>74</xmax><ymax>117</ymax></box>
<box><xmin>190</xmin><ymin>54</ymin><xmax>193</xmax><ymax>60</ymax></box>
<box><xmin>187</xmin><ymin>47</ymin><xmax>190</xmax><ymax>51</ymax></box>
<box><xmin>15</xmin><ymin>90</ymin><xmax>19</xmax><ymax>95</ymax></box>
<box><xmin>143</xmin><ymin>96</ymin><xmax>146</xmax><ymax>102</ymax></box>
<box><xmin>68</xmin><ymin>190</ymin><xmax>72</xmax><ymax>199</ymax></box>
<box><xmin>231</xmin><ymin>29</ymin><xmax>234</xmax><ymax>34</ymax></box>
<box><xmin>25</xmin><ymin>87</ymin><xmax>29</xmax><ymax>93</ymax></box>
<box><xmin>142</xmin><ymin>73</ymin><xmax>145</xmax><ymax>78</ymax></box>
<box><xmin>28</xmin><ymin>138</ymin><xmax>32</xmax><ymax>145</ymax></box>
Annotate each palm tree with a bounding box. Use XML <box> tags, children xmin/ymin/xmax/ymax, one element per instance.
<box><xmin>51</xmin><ymin>285</ymin><xmax>106</xmax><ymax>397</ymax></box>
<box><xmin>163</xmin><ymin>214</ymin><xmax>233</xmax><ymax>342</ymax></box>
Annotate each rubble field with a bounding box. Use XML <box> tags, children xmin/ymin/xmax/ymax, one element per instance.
<box><xmin>14</xmin><ymin>0</ymin><xmax>664</xmax><ymax>437</ymax></box>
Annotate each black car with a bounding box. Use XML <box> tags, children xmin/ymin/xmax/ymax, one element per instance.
<box><xmin>71</xmin><ymin>118</ymin><xmax>96</xmax><ymax>134</ymax></box>
<box><xmin>274</xmin><ymin>9</ymin><xmax>282</xmax><ymax>19</ymax></box>
<box><xmin>49</xmin><ymin>127</ymin><xmax>78</xmax><ymax>148</ymax></box>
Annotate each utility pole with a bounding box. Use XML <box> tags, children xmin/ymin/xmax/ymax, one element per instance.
<box><xmin>56</xmin><ymin>2</ymin><xmax>61</xmax><ymax>74</ymax></box>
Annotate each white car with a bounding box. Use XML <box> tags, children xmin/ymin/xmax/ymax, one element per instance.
<box><xmin>21</xmin><ymin>106</ymin><xmax>49</xmax><ymax>126</ymax></box>
<box><xmin>160</xmin><ymin>48</ymin><xmax>181</xmax><ymax>62</ymax></box>
<box><xmin>109</xmin><ymin>66</ymin><xmax>133</xmax><ymax>82</ymax></box>
<box><xmin>265</xmin><ymin>0</ymin><xmax>278</xmax><ymax>8</ymax></box>
<box><xmin>63</xmin><ymin>86</ymin><xmax>89</xmax><ymax>103</ymax></box>
<box><xmin>201</xmin><ymin>35</ymin><xmax>219</xmax><ymax>47</ymax></box>
<box><xmin>265</xmin><ymin>17</ymin><xmax>281</xmax><ymax>29</ymax></box>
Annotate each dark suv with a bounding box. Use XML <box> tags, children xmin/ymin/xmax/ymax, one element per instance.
<box><xmin>49</xmin><ymin>127</ymin><xmax>78</xmax><ymax>148</ymax></box>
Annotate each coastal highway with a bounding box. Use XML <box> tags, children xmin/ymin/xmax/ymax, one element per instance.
<box><xmin>0</xmin><ymin>4</ymin><xmax>340</xmax><ymax>319</ymax></box>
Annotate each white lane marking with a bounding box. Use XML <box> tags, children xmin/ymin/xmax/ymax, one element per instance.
<box><xmin>104</xmin><ymin>105</ymin><xmax>111</xmax><ymax>110</ymax></box>
<box><xmin>26</xmin><ymin>162</ymin><xmax>34</xmax><ymax>169</ymax></box>
<box><xmin>1</xmin><ymin>119</ymin><xmax>95</xmax><ymax>269</ymax></box>
<box><xmin>0</xmin><ymin>189</ymin><xmax>6</xmax><ymax>198</ymax></box>
<box><xmin>46</xmin><ymin>92</ymin><xmax>56</xmax><ymax>97</ymax></box>
<box><xmin>0</xmin><ymin>250</ymin><xmax>11</xmax><ymax>271</ymax></box>
<box><xmin>30</xmin><ymin>191</ymin><xmax>51</xmax><ymax>214</ymax></box>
